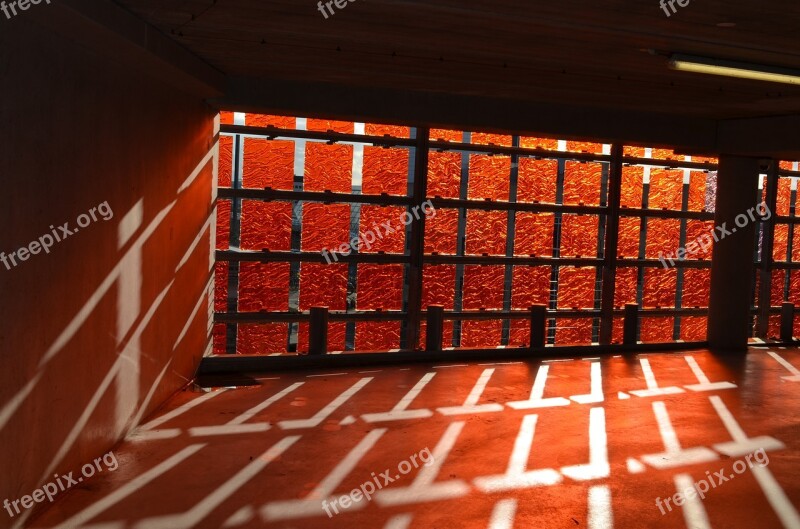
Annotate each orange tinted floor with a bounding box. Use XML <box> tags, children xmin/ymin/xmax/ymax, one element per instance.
<box><xmin>27</xmin><ymin>348</ymin><xmax>800</xmax><ymax>529</ymax></box>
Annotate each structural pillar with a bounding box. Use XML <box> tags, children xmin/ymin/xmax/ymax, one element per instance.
<box><xmin>707</xmin><ymin>155</ymin><xmax>761</xmax><ymax>352</ymax></box>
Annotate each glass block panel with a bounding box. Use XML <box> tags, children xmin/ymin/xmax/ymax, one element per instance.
<box><xmin>789</xmin><ymin>271</ymin><xmax>800</xmax><ymax>306</ymax></box>
<box><xmin>428</xmin><ymin>151</ymin><xmax>462</xmax><ymax>198</ymax></box>
<box><xmin>306</xmin><ymin>118</ymin><xmax>353</xmax><ymax>134</ymax></box>
<box><xmin>359</xmin><ymin>205</ymin><xmax>406</xmax><ymax>254</ymax></box>
<box><xmin>511</xmin><ymin>266</ymin><xmax>552</xmax><ymax>308</ymax></box>
<box><xmin>240</xmin><ymin>201</ymin><xmax>293</xmax><ymax>251</ymax></box>
<box><xmin>466</xmin><ymin>210</ymin><xmax>507</xmax><ymax>255</ymax></box>
<box><xmin>237</xmin><ymin>324</ymin><xmax>288</xmax><ymax>355</ymax></box>
<box><xmin>681</xmin><ymin>316</ymin><xmax>707</xmax><ymax>341</ymax></box>
<box><xmin>685</xmin><ymin>220</ymin><xmax>715</xmax><ymax>260</ymax></box>
<box><xmin>419</xmin><ymin>321</ymin><xmax>455</xmax><ymax>349</ymax></box>
<box><xmin>623</xmin><ymin>146</ymin><xmax>646</xmax><ymax>158</ymax></box>
<box><xmin>220</xmin><ymin>111</ymin><xmax>234</xmax><ymax>125</ymax></box>
<box><xmin>357</xmin><ymin>264</ymin><xmax>404</xmax><ymax>310</ymax></box>
<box><xmin>643</xmin><ymin>268</ymin><xmax>677</xmax><ymax>308</ymax></box>
<box><xmin>614</xmin><ymin>267</ymin><xmax>638</xmax><ymax>307</ymax></box>
<box><xmin>463</xmin><ymin>265</ymin><xmax>505</xmax><ymax>309</ymax></box>
<box><xmin>362</xmin><ymin>147</ymin><xmax>409</xmax><ymax>196</ymax></box>
<box><xmin>216</xmin><ymin>199</ymin><xmax>231</xmax><ymax>250</ymax></box>
<box><xmin>219</xmin><ymin>135</ymin><xmax>233</xmax><ymax>188</ymax></box>
<box><xmin>640</xmin><ymin>317</ymin><xmax>674</xmax><ymax>342</ymax></box>
<box><xmin>517</xmin><ymin>158</ymin><xmax>558</xmax><ymax>203</ymax></box>
<box><xmin>365</xmin><ymin>124</ymin><xmax>410</xmax><ymax>138</ymax></box>
<box><xmin>555</xmin><ymin>318</ymin><xmax>593</xmax><ymax>344</ymax></box>
<box><xmin>214</xmin><ymin>261</ymin><xmax>228</xmax><ymax>312</ymax></box>
<box><xmin>301</xmin><ymin>203</ymin><xmax>350</xmax><ymax>252</ymax></box>
<box><xmin>468</xmin><ymin>154</ymin><xmax>511</xmax><ymax>201</ymax></box>
<box><xmin>297</xmin><ymin>322</ymin><xmax>347</xmax><ymax>353</ymax></box>
<box><xmin>777</xmin><ymin>178</ymin><xmax>792</xmax><ymax>217</ymax></box>
<box><xmin>566</xmin><ymin>141</ymin><xmax>603</xmax><ymax>154</ymax></box>
<box><xmin>461</xmin><ymin>320</ymin><xmax>503</xmax><ymax>348</ymax></box>
<box><xmin>560</xmin><ymin>215</ymin><xmax>599</xmax><ymax>258</ymax></box>
<box><xmin>242</xmin><ymin>138</ymin><xmax>295</xmax><ymax>190</ymax></box>
<box><xmin>774</xmin><ymin>224</ymin><xmax>789</xmax><ymax>261</ymax></box>
<box><xmin>422</xmin><ymin>265</ymin><xmax>456</xmax><ymax>309</ymax></box>
<box><xmin>212</xmin><ymin>323</ymin><xmax>227</xmax><ymax>355</ymax></box>
<box><xmin>238</xmin><ymin>262</ymin><xmax>290</xmax><ymax>312</ymax></box>
<box><xmin>617</xmin><ymin>216</ymin><xmax>640</xmax><ymax>259</ymax></box>
<box><xmin>304</xmin><ymin>143</ymin><xmax>353</xmax><ymax>192</ymax></box>
<box><xmin>772</xmin><ymin>269</ymin><xmax>786</xmax><ymax>306</ymax></box>
<box><xmin>430</xmin><ymin>129</ymin><xmax>462</xmax><ymax>142</ymax></box>
<box><xmin>355</xmin><ymin>322</ymin><xmax>401</xmax><ymax>351</ymax></box>
<box><xmin>472</xmin><ymin>132</ymin><xmax>512</xmax><ymax>146</ymax></box>
<box><xmin>620</xmin><ymin>166</ymin><xmax>644</xmax><ymax>209</ymax></box>
<box><xmin>792</xmin><ymin>226</ymin><xmax>800</xmax><ymax>262</ymax></box>
<box><xmin>424</xmin><ymin>208</ymin><xmax>459</xmax><ymax>255</ymax></box>
<box><xmin>563</xmin><ymin>161</ymin><xmax>604</xmax><ymax>206</ymax></box>
<box><xmin>514</xmin><ymin>213</ymin><xmax>554</xmax><ymax>257</ymax></box>
<box><xmin>648</xmin><ymin>169</ymin><xmax>683</xmax><ymax>210</ymax></box>
<box><xmin>645</xmin><ymin>218</ymin><xmax>681</xmax><ymax>259</ymax></box>
<box><xmin>520</xmin><ymin>136</ymin><xmax>558</xmax><ymax>150</ymax></box>
<box><xmin>650</xmin><ymin>148</ymin><xmax>682</xmax><ymax>161</ymax></box>
<box><xmin>682</xmin><ymin>268</ymin><xmax>711</xmax><ymax>308</ymax></box>
<box><xmin>299</xmin><ymin>263</ymin><xmax>348</xmax><ymax>310</ymax></box>
<box><xmin>557</xmin><ymin>266</ymin><xmax>596</xmax><ymax>309</ymax></box>
<box><xmin>687</xmin><ymin>171</ymin><xmax>711</xmax><ymax>212</ymax></box>
<box><xmin>611</xmin><ymin>317</ymin><xmax>624</xmax><ymax>344</ymax></box>
<box><xmin>767</xmin><ymin>314</ymin><xmax>781</xmax><ymax>339</ymax></box>
<box><xmin>247</xmin><ymin>114</ymin><xmax>295</xmax><ymax>129</ymax></box>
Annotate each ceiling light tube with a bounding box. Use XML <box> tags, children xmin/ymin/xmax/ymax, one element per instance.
<box><xmin>669</xmin><ymin>54</ymin><xmax>800</xmax><ymax>85</ymax></box>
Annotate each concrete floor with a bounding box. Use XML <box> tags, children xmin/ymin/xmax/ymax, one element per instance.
<box><xmin>27</xmin><ymin>348</ymin><xmax>800</xmax><ymax>529</ymax></box>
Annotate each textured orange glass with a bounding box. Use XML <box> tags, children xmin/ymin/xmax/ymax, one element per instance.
<box><xmin>306</xmin><ymin>118</ymin><xmax>353</xmax><ymax>134</ymax></box>
<box><xmin>466</xmin><ymin>210</ymin><xmax>507</xmax><ymax>255</ymax></box>
<box><xmin>214</xmin><ymin>261</ymin><xmax>228</xmax><ymax>312</ymax></box>
<box><xmin>247</xmin><ymin>114</ymin><xmax>295</xmax><ymax>129</ymax></box>
<box><xmin>509</xmin><ymin>320</ymin><xmax>534</xmax><ymax>347</ymax></box>
<box><xmin>648</xmin><ymin>169</ymin><xmax>684</xmax><ymax>210</ymax></box>
<box><xmin>463</xmin><ymin>265</ymin><xmax>505</xmax><ymax>309</ymax></box>
<box><xmin>297</xmin><ymin>322</ymin><xmax>347</xmax><ymax>353</ymax></box>
<box><xmin>430</xmin><ymin>129</ymin><xmax>462</xmax><ymax>142</ymax></box>
<box><xmin>793</xmin><ymin>226</ymin><xmax>800</xmax><ymax>262</ymax></box>
<box><xmin>563</xmin><ymin>161</ymin><xmax>603</xmax><ymax>206</ymax></box>
<box><xmin>788</xmin><ymin>271</ymin><xmax>800</xmax><ymax>305</ymax></box>
<box><xmin>623</xmin><ymin>146</ymin><xmax>646</xmax><ymax>158</ymax></box>
<box><xmin>301</xmin><ymin>203</ymin><xmax>350</xmax><ymax>252</ymax></box>
<box><xmin>357</xmin><ymin>264</ymin><xmax>404</xmax><ymax>310</ymax></box>
<box><xmin>768</xmin><ymin>315</ymin><xmax>781</xmax><ymax>339</ymax></box>
<box><xmin>472</xmin><ymin>132</ymin><xmax>512</xmax><ymax>146</ymax></box>
<box><xmin>614</xmin><ymin>267</ymin><xmax>638</xmax><ymax>307</ymax></box>
<box><xmin>511</xmin><ymin>266</ymin><xmax>552</xmax><ymax>308</ymax></box>
<box><xmin>304</xmin><ymin>143</ymin><xmax>353</xmax><ymax>192</ymax></box>
<box><xmin>611</xmin><ymin>317</ymin><xmax>624</xmax><ymax>344</ymax></box>
<box><xmin>359</xmin><ymin>206</ymin><xmax>406</xmax><ymax>254</ymax></box>
<box><xmin>356</xmin><ymin>322</ymin><xmax>401</xmax><ymax>351</ymax></box>
<box><xmin>299</xmin><ymin>263</ymin><xmax>348</xmax><ymax>310</ymax></box>
<box><xmin>650</xmin><ymin>148</ymin><xmax>682</xmax><ymax>161</ymax></box>
<box><xmin>687</xmin><ymin>171</ymin><xmax>709</xmax><ymax>212</ymax></box>
<box><xmin>566</xmin><ymin>141</ymin><xmax>603</xmax><ymax>154</ymax></box>
<box><xmin>365</xmin><ymin>124</ymin><xmax>410</xmax><ymax>138</ymax></box>
<box><xmin>645</xmin><ymin>218</ymin><xmax>681</xmax><ymax>259</ymax></box>
<box><xmin>685</xmin><ymin>220</ymin><xmax>715</xmax><ymax>260</ymax></box>
<box><xmin>419</xmin><ymin>321</ymin><xmax>455</xmax><ymax>349</ymax></box>
<box><xmin>216</xmin><ymin>199</ymin><xmax>231</xmax><ymax>250</ymax></box>
<box><xmin>772</xmin><ymin>269</ymin><xmax>786</xmax><ymax>306</ymax></box>
<box><xmin>238</xmin><ymin>262</ymin><xmax>290</xmax><ymax>312</ymax></box>
<box><xmin>424</xmin><ymin>208</ymin><xmax>459</xmax><ymax>255</ymax></box>
<box><xmin>240</xmin><ymin>201</ymin><xmax>292</xmax><ymax>251</ymax></box>
<box><xmin>362</xmin><ymin>147</ymin><xmax>409</xmax><ymax>196</ymax></box>
<box><xmin>777</xmin><ymin>178</ymin><xmax>791</xmax><ymax>217</ymax></box>
<box><xmin>461</xmin><ymin>320</ymin><xmax>503</xmax><ymax>348</ymax></box>
<box><xmin>620</xmin><ymin>166</ymin><xmax>644</xmax><ymax>208</ymax></box>
<box><xmin>514</xmin><ymin>213</ymin><xmax>554</xmax><ymax>256</ymax></box>
<box><xmin>422</xmin><ymin>265</ymin><xmax>456</xmax><ymax>309</ymax></box>
<box><xmin>242</xmin><ymin>139</ymin><xmax>295</xmax><ymax>190</ymax></box>
<box><xmin>220</xmin><ymin>111</ymin><xmax>234</xmax><ymax>125</ymax></box>
<box><xmin>681</xmin><ymin>316</ymin><xmax>707</xmax><ymax>341</ymax></box>
<box><xmin>213</xmin><ymin>323</ymin><xmax>226</xmax><ymax>355</ymax></box>
<box><xmin>517</xmin><ymin>158</ymin><xmax>558</xmax><ymax>203</ymax></box>
<box><xmin>557</xmin><ymin>267</ymin><xmax>596</xmax><ymax>309</ymax></box>
<box><xmin>682</xmin><ymin>268</ymin><xmax>711</xmax><ymax>307</ymax></box>
<box><xmin>773</xmin><ymin>224</ymin><xmax>789</xmax><ymax>261</ymax></box>
<box><xmin>691</xmin><ymin>156</ymin><xmax>718</xmax><ymax>164</ymax></box>
<box><xmin>555</xmin><ymin>318</ymin><xmax>593</xmax><ymax>344</ymax></box>
<box><xmin>520</xmin><ymin>136</ymin><xmax>558</xmax><ymax>150</ymax></box>
<box><xmin>219</xmin><ymin>135</ymin><xmax>233</xmax><ymax>187</ymax></box>
<box><xmin>617</xmin><ymin>216</ymin><xmax>641</xmax><ymax>259</ymax></box>
<box><xmin>640</xmin><ymin>317</ymin><xmax>674</xmax><ymax>342</ymax></box>
<box><xmin>427</xmin><ymin>151</ymin><xmax>462</xmax><ymax>198</ymax></box>
<box><xmin>779</xmin><ymin>161</ymin><xmax>797</xmax><ymax>171</ymax></box>
<box><xmin>468</xmin><ymin>154</ymin><xmax>511</xmax><ymax>201</ymax></box>
<box><xmin>560</xmin><ymin>215</ymin><xmax>599</xmax><ymax>258</ymax></box>
<box><xmin>643</xmin><ymin>268</ymin><xmax>677</xmax><ymax>308</ymax></box>
<box><xmin>237</xmin><ymin>324</ymin><xmax>288</xmax><ymax>355</ymax></box>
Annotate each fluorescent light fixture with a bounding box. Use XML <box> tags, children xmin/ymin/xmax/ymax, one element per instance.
<box><xmin>669</xmin><ymin>54</ymin><xmax>800</xmax><ymax>85</ymax></box>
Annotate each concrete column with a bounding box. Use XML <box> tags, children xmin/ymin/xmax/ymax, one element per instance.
<box><xmin>707</xmin><ymin>155</ymin><xmax>761</xmax><ymax>352</ymax></box>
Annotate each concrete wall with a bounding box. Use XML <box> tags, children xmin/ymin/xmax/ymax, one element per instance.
<box><xmin>0</xmin><ymin>14</ymin><xmax>216</xmax><ymax>527</ymax></box>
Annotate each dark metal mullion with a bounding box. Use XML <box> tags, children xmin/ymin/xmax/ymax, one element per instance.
<box><xmin>675</xmin><ymin>177</ymin><xmax>690</xmax><ymax>341</ymax></box>
<box><xmin>784</xmin><ymin>187</ymin><xmax>797</xmax><ymax>304</ymax></box>
<box><xmin>225</xmin><ymin>134</ymin><xmax>244</xmax><ymax>354</ymax></box>
<box><xmin>549</xmin><ymin>159</ymin><xmax>567</xmax><ymax>344</ymax></box>
<box><xmin>593</xmin><ymin>156</ymin><xmax>610</xmax><ymax>343</ymax></box>
<box><xmin>636</xmin><ymin>176</ymin><xmax>651</xmax><ymax>342</ymax></box>
<box><xmin>757</xmin><ymin>164</ymin><xmax>779</xmax><ymax>337</ymax></box>
<box><xmin>452</xmin><ymin>132</ymin><xmax>471</xmax><ymax>347</ymax></box>
<box><xmin>502</xmin><ymin>137</ymin><xmax>521</xmax><ymax>345</ymax></box>
<box><xmin>599</xmin><ymin>145</ymin><xmax>622</xmax><ymax>344</ymax></box>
